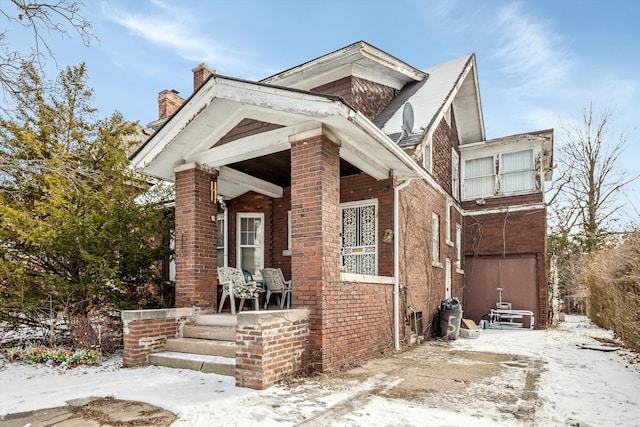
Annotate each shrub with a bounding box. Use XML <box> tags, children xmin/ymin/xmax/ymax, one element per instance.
<box><xmin>6</xmin><ymin>346</ymin><xmax>102</xmax><ymax>366</ymax></box>
<box><xmin>584</xmin><ymin>232</ymin><xmax>640</xmax><ymax>353</ymax></box>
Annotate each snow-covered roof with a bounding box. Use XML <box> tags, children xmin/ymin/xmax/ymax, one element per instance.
<box><xmin>376</xmin><ymin>53</ymin><xmax>485</xmax><ymax>146</ymax></box>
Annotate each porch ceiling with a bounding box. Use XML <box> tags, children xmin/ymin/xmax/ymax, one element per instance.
<box><xmin>131</xmin><ymin>75</ymin><xmax>425</xmax><ymax>199</ymax></box>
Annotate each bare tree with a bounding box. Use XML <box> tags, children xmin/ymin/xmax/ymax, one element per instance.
<box><xmin>0</xmin><ymin>1</ymin><xmax>94</xmax><ymax>104</ymax></box>
<box><xmin>548</xmin><ymin>102</ymin><xmax>638</xmax><ymax>253</ymax></box>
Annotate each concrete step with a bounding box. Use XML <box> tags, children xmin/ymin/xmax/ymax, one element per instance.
<box><xmin>195</xmin><ymin>313</ymin><xmax>237</xmax><ymax>327</ymax></box>
<box><xmin>148</xmin><ymin>351</ymin><xmax>235</xmax><ymax>376</ymax></box>
<box><xmin>166</xmin><ymin>337</ymin><xmax>235</xmax><ymax>358</ymax></box>
<box><xmin>183</xmin><ymin>325</ymin><xmax>235</xmax><ymax>341</ymax></box>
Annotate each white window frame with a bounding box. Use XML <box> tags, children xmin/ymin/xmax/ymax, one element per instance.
<box><xmin>217</xmin><ymin>216</ymin><xmax>227</xmax><ymax>268</ymax></box>
<box><xmin>340</xmin><ymin>199</ymin><xmax>378</xmax><ymax>275</ymax></box>
<box><xmin>455</xmin><ymin>223</ymin><xmax>463</xmax><ymax>273</ymax></box>
<box><xmin>500</xmin><ymin>148</ymin><xmax>535</xmax><ymax>195</ymax></box>
<box><xmin>452</xmin><ymin>149</ymin><xmax>460</xmax><ymax>201</ymax></box>
<box><xmin>463</xmin><ymin>155</ymin><xmax>495</xmax><ymax>200</ymax></box>
<box><xmin>423</xmin><ymin>134</ymin><xmax>433</xmax><ymax>172</ymax></box>
<box><xmin>445</xmin><ymin>258</ymin><xmax>452</xmax><ymax>298</ymax></box>
<box><xmin>445</xmin><ymin>202</ymin><xmax>453</xmax><ymax>246</ymax></box>
<box><xmin>236</xmin><ymin>212</ymin><xmax>264</xmax><ymax>277</ymax></box>
<box><xmin>283</xmin><ymin>210</ymin><xmax>292</xmax><ymax>256</ymax></box>
<box><xmin>432</xmin><ymin>212</ymin><xmax>440</xmax><ymax>267</ymax></box>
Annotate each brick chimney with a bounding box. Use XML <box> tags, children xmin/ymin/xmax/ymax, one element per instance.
<box><xmin>193</xmin><ymin>62</ymin><xmax>215</xmax><ymax>92</ymax></box>
<box><xmin>157</xmin><ymin>89</ymin><xmax>184</xmax><ymax>120</ymax></box>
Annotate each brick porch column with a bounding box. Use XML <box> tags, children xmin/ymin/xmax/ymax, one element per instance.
<box><xmin>290</xmin><ymin>131</ymin><xmax>341</xmax><ymax>371</ymax></box>
<box><xmin>174</xmin><ymin>163</ymin><xmax>218</xmax><ymax>308</ymax></box>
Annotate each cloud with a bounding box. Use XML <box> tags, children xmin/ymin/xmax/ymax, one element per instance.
<box><xmin>99</xmin><ymin>1</ymin><xmax>258</xmax><ymax>75</ymax></box>
<box><xmin>491</xmin><ymin>3</ymin><xmax>573</xmax><ymax>90</ymax></box>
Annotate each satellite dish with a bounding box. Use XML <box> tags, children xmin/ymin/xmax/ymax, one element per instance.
<box><xmin>402</xmin><ymin>102</ymin><xmax>414</xmax><ymax>135</ymax></box>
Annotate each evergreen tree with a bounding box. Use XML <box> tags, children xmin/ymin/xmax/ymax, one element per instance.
<box><xmin>0</xmin><ymin>63</ymin><xmax>173</xmax><ymax>341</ymax></box>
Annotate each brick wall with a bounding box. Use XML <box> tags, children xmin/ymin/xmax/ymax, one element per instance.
<box><xmin>340</xmin><ymin>174</ymin><xmax>394</xmax><ymax>276</ymax></box>
<box><xmin>235</xmin><ymin>309</ymin><xmax>310</xmax><ymax>389</ymax></box>
<box><xmin>321</xmin><ymin>278</ymin><xmax>395</xmax><ymax>369</ymax></box>
<box><xmin>174</xmin><ymin>164</ymin><xmax>218</xmax><ymax>308</ymax></box>
<box><xmin>397</xmin><ymin>179</ymin><xmax>463</xmax><ymax>338</ymax></box>
<box><xmin>121</xmin><ymin>308</ymin><xmax>192</xmax><ymax>367</ymax></box>
<box><xmin>290</xmin><ymin>133</ymin><xmax>341</xmax><ymax>370</ymax></box>
<box><xmin>461</xmin><ymin>192</ymin><xmax>544</xmax><ymax>210</ymax></box>
<box><xmin>463</xmin><ymin>208</ymin><xmax>548</xmax><ymax>327</ymax></box>
<box><xmin>431</xmin><ymin>108</ymin><xmax>460</xmax><ymax>195</ymax></box>
<box><xmin>312</xmin><ymin>76</ymin><xmax>396</xmax><ymax>121</ymax></box>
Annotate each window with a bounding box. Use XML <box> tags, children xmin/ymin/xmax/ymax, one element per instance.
<box><xmin>464</xmin><ymin>156</ymin><xmax>495</xmax><ymax>199</ymax></box>
<box><xmin>217</xmin><ymin>216</ymin><xmax>226</xmax><ymax>268</ymax></box>
<box><xmin>445</xmin><ymin>202</ymin><xmax>452</xmax><ymax>245</ymax></box>
<box><xmin>455</xmin><ymin>223</ymin><xmax>463</xmax><ymax>271</ymax></box>
<box><xmin>501</xmin><ymin>149</ymin><xmax>534</xmax><ymax>194</ymax></box>
<box><xmin>341</xmin><ymin>200</ymin><xmax>377</xmax><ymax>275</ymax></box>
<box><xmin>282</xmin><ymin>210</ymin><xmax>292</xmax><ymax>256</ymax></box>
<box><xmin>452</xmin><ymin>149</ymin><xmax>460</xmax><ymax>200</ymax></box>
<box><xmin>445</xmin><ymin>258</ymin><xmax>452</xmax><ymax>298</ymax></box>
<box><xmin>423</xmin><ymin>134</ymin><xmax>432</xmax><ymax>172</ymax></box>
<box><xmin>237</xmin><ymin>213</ymin><xmax>264</xmax><ymax>277</ymax></box>
<box><xmin>432</xmin><ymin>213</ymin><xmax>440</xmax><ymax>266</ymax></box>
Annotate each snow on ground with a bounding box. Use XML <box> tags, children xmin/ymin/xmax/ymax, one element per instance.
<box><xmin>1</xmin><ymin>315</ymin><xmax>639</xmax><ymax>426</ymax></box>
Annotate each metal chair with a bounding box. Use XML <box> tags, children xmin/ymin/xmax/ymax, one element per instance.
<box><xmin>217</xmin><ymin>267</ymin><xmax>261</xmax><ymax>314</ymax></box>
<box><xmin>260</xmin><ymin>267</ymin><xmax>291</xmax><ymax>309</ymax></box>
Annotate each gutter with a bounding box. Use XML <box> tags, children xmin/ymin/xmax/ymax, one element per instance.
<box><xmin>393</xmin><ymin>177</ymin><xmax>413</xmax><ymax>350</ymax></box>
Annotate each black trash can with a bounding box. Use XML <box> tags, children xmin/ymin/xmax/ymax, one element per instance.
<box><xmin>439</xmin><ymin>298</ymin><xmax>463</xmax><ymax>340</ymax></box>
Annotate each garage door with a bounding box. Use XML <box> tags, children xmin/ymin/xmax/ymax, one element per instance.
<box><xmin>464</xmin><ymin>255</ymin><xmax>538</xmax><ymax>325</ymax></box>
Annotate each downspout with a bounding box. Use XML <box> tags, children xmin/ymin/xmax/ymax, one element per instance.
<box><xmin>394</xmin><ymin>177</ymin><xmax>413</xmax><ymax>350</ymax></box>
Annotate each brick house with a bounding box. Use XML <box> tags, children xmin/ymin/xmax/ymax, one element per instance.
<box><xmin>129</xmin><ymin>41</ymin><xmax>553</xmax><ymax>375</ymax></box>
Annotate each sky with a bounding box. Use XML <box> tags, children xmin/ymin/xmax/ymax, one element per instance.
<box><xmin>4</xmin><ymin>0</ymin><xmax>640</xmax><ymax>213</ymax></box>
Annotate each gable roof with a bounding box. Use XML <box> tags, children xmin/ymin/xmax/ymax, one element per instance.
<box><xmin>130</xmin><ymin>41</ymin><xmax>486</xmax><ymax>199</ymax></box>
<box><xmin>130</xmin><ymin>73</ymin><xmax>430</xmax><ymax>198</ymax></box>
<box><xmin>262</xmin><ymin>41</ymin><xmax>426</xmax><ymax>91</ymax></box>
<box><xmin>376</xmin><ymin>53</ymin><xmax>485</xmax><ymax>146</ymax></box>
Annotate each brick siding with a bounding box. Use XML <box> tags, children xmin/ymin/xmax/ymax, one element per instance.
<box><xmin>312</xmin><ymin>76</ymin><xmax>396</xmax><ymax>121</ymax></box>
<box><xmin>290</xmin><ymin>133</ymin><xmax>341</xmax><ymax>370</ymax></box>
<box><xmin>174</xmin><ymin>165</ymin><xmax>218</xmax><ymax>308</ymax></box>
<box><xmin>121</xmin><ymin>308</ymin><xmax>192</xmax><ymax>367</ymax></box>
<box><xmin>397</xmin><ymin>179</ymin><xmax>464</xmax><ymax>338</ymax></box>
<box><xmin>463</xmin><ymin>208</ymin><xmax>548</xmax><ymax>327</ymax></box>
<box><xmin>235</xmin><ymin>309</ymin><xmax>310</xmax><ymax>389</ymax></box>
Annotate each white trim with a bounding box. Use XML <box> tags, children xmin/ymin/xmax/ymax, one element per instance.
<box><xmin>445</xmin><ymin>201</ymin><xmax>453</xmax><ymax>246</ymax></box>
<box><xmin>463</xmin><ymin>203</ymin><xmax>547</xmax><ymax>216</ymax></box>
<box><xmin>451</xmin><ymin>148</ymin><xmax>460</xmax><ymax>201</ymax></box>
<box><xmin>236</xmin><ymin>212</ymin><xmax>265</xmax><ymax>275</ymax></box>
<box><xmin>455</xmin><ymin>223</ymin><xmax>463</xmax><ymax>274</ymax></box>
<box><xmin>423</xmin><ymin>134</ymin><xmax>433</xmax><ymax>172</ymax></box>
<box><xmin>445</xmin><ymin>258</ymin><xmax>452</xmax><ymax>299</ymax></box>
<box><xmin>394</xmin><ymin>178</ymin><xmax>412</xmax><ymax>351</ymax></box>
<box><xmin>431</xmin><ymin>212</ymin><xmax>440</xmax><ymax>266</ymax></box>
<box><xmin>340</xmin><ymin>198</ymin><xmax>378</xmax><ymax>276</ymax></box>
<box><xmin>283</xmin><ymin>210</ymin><xmax>292</xmax><ymax>256</ymax></box>
<box><xmin>216</xmin><ymin>216</ymin><xmax>227</xmax><ymax>268</ymax></box>
<box><xmin>340</xmin><ymin>273</ymin><xmax>394</xmax><ymax>284</ymax></box>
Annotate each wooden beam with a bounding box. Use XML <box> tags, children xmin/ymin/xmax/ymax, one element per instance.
<box><xmin>218</xmin><ymin>166</ymin><xmax>283</xmax><ymax>199</ymax></box>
